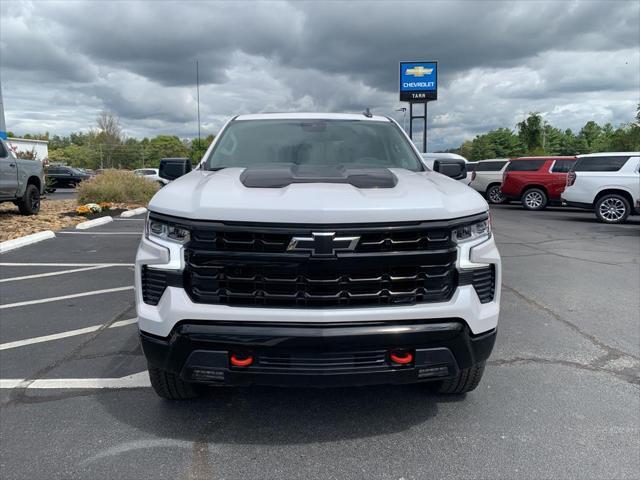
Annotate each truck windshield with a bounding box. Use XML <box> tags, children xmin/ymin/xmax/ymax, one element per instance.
<box><xmin>205</xmin><ymin>119</ymin><xmax>423</xmax><ymax>171</ymax></box>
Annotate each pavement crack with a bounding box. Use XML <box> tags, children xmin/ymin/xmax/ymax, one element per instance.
<box><xmin>489</xmin><ymin>356</ymin><xmax>640</xmax><ymax>386</ymax></box>
<box><xmin>72</xmin><ymin>349</ymin><xmax>141</xmax><ymax>360</ymax></box>
<box><xmin>186</xmin><ymin>416</ymin><xmax>218</xmax><ymax>480</ymax></box>
<box><xmin>2</xmin><ymin>301</ymin><xmax>136</xmax><ymax>406</ymax></box>
<box><xmin>503</xmin><ymin>285</ymin><xmax>638</xmax><ymax>361</ymax></box>
<box><xmin>502</xmin><ymin>284</ymin><xmax>640</xmax><ymax>384</ymax></box>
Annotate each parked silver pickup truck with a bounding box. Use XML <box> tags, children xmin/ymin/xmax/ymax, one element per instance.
<box><xmin>0</xmin><ymin>138</ymin><xmax>45</xmax><ymax>215</ymax></box>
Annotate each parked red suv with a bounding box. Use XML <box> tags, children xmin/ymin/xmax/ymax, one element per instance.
<box><xmin>501</xmin><ymin>156</ymin><xmax>576</xmax><ymax>210</ymax></box>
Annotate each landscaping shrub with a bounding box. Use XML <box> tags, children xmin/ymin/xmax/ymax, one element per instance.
<box><xmin>77</xmin><ymin>169</ymin><xmax>159</xmax><ymax>205</ymax></box>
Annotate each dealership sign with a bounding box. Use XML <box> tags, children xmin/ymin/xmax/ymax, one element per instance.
<box><xmin>399</xmin><ymin>61</ymin><xmax>437</xmax><ymax>102</ymax></box>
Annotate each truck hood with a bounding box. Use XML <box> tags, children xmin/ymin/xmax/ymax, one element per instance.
<box><xmin>149</xmin><ymin>168</ymin><xmax>488</xmax><ymax>223</ymax></box>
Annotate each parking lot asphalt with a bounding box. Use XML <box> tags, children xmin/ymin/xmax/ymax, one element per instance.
<box><xmin>46</xmin><ymin>188</ymin><xmax>78</xmax><ymax>201</ymax></box>
<box><xmin>0</xmin><ymin>207</ymin><xmax>638</xmax><ymax>480</ymax></box>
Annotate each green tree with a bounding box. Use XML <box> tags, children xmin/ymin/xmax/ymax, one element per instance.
<box><xmin>143</xmin><ymin>135</ymin><xmax>189</xmax><ymax>167</ymax></box>
<box><xmin>577</xmin><ymin>121</ymin><xmax>603</xmax><ymax>153</ymax></box>
<box><xmin>542</xmin><ymin>125</ymin><xmax>563</xmax><ymax>154</ymax></box>
<box><xmin>189</xmin><ymin>134</ymin><xmax>215</xmax><ymax>163</ymax></box>
<box><xmin>516</xmin><ymin>112</ymin><xmax>545</xmax><ymax>153</ymax></box>
<box><xmin>458</xmin><ymin>140</ymin><xmax>473</xmax><ymax>160</ymax></box>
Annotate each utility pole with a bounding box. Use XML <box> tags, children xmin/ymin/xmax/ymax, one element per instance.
<box><xmin>0</xmin><ymin>79</ymin><xmax>6</xmax><ymax>140</ymax></box>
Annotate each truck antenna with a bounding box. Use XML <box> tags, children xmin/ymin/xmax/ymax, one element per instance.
<box><xmin>196</xmin><ymin>60</ymin><xmax>201</xmax><ymax>146</ymax></box>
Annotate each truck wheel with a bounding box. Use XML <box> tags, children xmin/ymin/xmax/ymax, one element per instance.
<box><xmin>17</xmin><ymin>184</ymin><xmax>41</xmax><ymax>215</ymax></box>
<box><xmin>486</xmin><ymin>185</ymin><xmax>505</xmax><ymax>204</ymax></box>
<box><xmin>148</xmin><ymin>365</ymin><xmax>199</xmax><ymax>400</ymax></box>
<box><xmin>432</xmin><ymin>362</ymin><xmax>486</xmax><ymax>394</ymax></box>
<box><xmin>595</xmin><ymin>194</ymin><xmax>630</xmax><ymax>224</ymax></box>
<box><xmin>522</xmin><ymin>188</ymin><xmax>547</xmax><ymax>210</ymax></box>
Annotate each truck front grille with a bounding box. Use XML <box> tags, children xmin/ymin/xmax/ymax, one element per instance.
<box><xmin>192</xmin><ymin>227</ymin><xmax>452</xmax><ymax>253</ymax></box>
<box><xmin>183</xmin><ymin>222</ymin><xmax>460</xmax><ymax>308</ymax></box>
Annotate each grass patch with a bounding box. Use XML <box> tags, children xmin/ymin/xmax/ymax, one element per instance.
<box><xmin>77</xmin><ymin>169</ymin><xmax>159</xmax><ymax>205</ymax></box>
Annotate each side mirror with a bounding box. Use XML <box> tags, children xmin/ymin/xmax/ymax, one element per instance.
<box><xmin>159</xmin><ymin>158</ymin><xmax>192</xmax><ymax>181</ymax></box>
<box><xmin>433</xmin><ymin>159</ymin><xmax>466</xmax><ymax>180</ymax></box>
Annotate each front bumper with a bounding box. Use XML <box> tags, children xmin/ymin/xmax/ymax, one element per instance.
<box><xmin>140</xmin><ymin>320</ymin><xmax>496</xmax><ymax>387</ymax></box>
<box><xmin>136</xmin><ymin>233</ymin><xmax>501</xmax><ymax>338</ymax></box>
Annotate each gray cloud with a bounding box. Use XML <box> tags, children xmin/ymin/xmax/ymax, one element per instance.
<box><xmin>1</xmin><ymin>0</ymin><xmax>638</xmax><ymax>150</ymax></box>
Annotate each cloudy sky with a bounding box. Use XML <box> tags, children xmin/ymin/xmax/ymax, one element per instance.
<box><xmin>1</xmin><ymin>0</ymin><xmax>638</xmax><ymax>151</ymax></box>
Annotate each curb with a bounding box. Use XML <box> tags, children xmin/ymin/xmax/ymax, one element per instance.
<box><xmin>0</xmin><ymin>231</ymin><xmax>56</xmax><ymax>254</ymax></box>
<box><xmin>76</xmin><ymin>216</ymin><xmax>114</xmax><ymax>230</ymax></box>
<box><xmin>120</xmin><ymin>207</ymin><xmax>147</xmax><ymax>218</ymax></box>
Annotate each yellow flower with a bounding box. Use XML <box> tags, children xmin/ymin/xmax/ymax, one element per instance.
<box><xmin>76</xmin><ymin>206</ymin><xmax>91</xmax><ymax>215</ymax></box>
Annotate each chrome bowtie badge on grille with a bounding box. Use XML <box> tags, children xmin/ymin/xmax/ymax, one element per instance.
<box><xmin>287</xmin><ymin>232</ymin><xmax>360</xmax><ymax>256</ymax></box>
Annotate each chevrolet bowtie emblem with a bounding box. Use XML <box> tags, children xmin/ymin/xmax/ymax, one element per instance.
<box><xmin>405</xmin><ymin>66</ymin><xmax>433</xmax><ymax>77</ymax></box>
<box><xmin>287</xmin><ymin>232</ymin><xmax>360</xmax><ymax>256</ymax></box>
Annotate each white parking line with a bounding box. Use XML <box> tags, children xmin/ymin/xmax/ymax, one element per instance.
<box><xmin>0</xmin><ymin>286</ymin><xmax>135</xmax><ymax>309</ymax></box>
<box><xmin>0</xmin><ymin>371</ymin><xmax>150</xmax><ymax>389</ymax></box>
<box><xmin>114</xmin><ymin>218</ymin><xmax>145</xmax><ymax>221</ymax></box>
<box><xmin>0</xmin><ymin>262</ymin><xmax>134</xmax><ymax>267</ymax></box>
<box><xmin>0</xmin><ymin>318</ymin><xmax>137</xmax><ymax>351</ymax></box>
<box><xmin>0</xmin><ymin>265</ymin><xmax>111</xmax><ymax>283</ymax></box>
<box><xmin>57</xmin><ymin>232</ymin><xmax>142</xmax><ymax>235</ymax></box>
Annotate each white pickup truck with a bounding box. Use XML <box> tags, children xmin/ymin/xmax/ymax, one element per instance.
<box><xmin>135</xmin><ymin>113</ymin><xmax>501</xmax><ymax>400</ymax></box>
<box><xmin>0</xmin><ymin>138</ymin><xmax>45</xmax><ymax>215</ymax></box>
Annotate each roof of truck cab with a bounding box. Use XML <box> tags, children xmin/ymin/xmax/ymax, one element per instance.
<box><xmin>234</xmin><ymin>113</ymin><xmax>391</xmax><ymax>122</ymax></box>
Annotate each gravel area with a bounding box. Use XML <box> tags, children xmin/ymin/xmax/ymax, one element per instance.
<box><xmin>0</xmin><ymin>199</ymin><xmax>143</xmax><ymax>242</ymax></box>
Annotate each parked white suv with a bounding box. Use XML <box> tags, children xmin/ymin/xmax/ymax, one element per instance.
<box><xmin>135</xmin><ymin>113</ymin><xmax>501</xmax><ymax>399</ymax></box>
<box><xmin>468</xmin><ymin>159</ymin><xmax>510</xmax><ymax>204</ymax></box>
<box><xmin>134</xmin><ymin>168</ymin><xmax>168</xmax><ymax>186</ymax></box>
<box><xmin>562</xmin><ymin>152</ymin><xmax>640</xmax><ymax>224</ymax></box>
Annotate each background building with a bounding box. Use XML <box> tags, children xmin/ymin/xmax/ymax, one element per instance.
<box><xmin>5</xmin><ymin>137</ymin><xmax>49</xmax><ymax>162</ymax></box>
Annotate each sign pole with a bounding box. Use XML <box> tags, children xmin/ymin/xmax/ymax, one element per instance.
<box><xmin>423</xmin><ymin>102</ymin><xmax>427</xmax><ymax>153</ymax></box>
<box><xmin>408</xmin><ymin>103</ymin><xmax>413</xmax><ymax>140</ymax></box>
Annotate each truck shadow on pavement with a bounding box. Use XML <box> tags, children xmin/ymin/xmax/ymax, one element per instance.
<box><xmin>97</xmin><ymin>383</ymin><xmax>465</xmax><ymax>444</ymax></box>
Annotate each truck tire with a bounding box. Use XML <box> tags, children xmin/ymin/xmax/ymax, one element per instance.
<box><xmin>17</xmin><ymin>184</ymin><xmax>41</xmax><ymax>215</ymax></box>
<box><xmin>595</xmin><ymin>194</ymin><xmax>630</xmax><ymax>224</ymax></box>
<box><xmin>522</xmin><ymin>188</ymin><xmax>547</xmax><ymax>211</ymax></box>
<box><xmin>432</xmin><ymin>362</ymin><xmax>486</xmax><ymax>394</ymax></box>
<box><xmin>148</xmin><ymin>365</ymin><xmax>200</xmax><ymax>400</ymax></box>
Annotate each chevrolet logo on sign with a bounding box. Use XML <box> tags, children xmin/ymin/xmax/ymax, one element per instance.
<box><xmin>405</xmin><ymin>66</ymin><xmax>433</xmax><ymax>77</ymax></box>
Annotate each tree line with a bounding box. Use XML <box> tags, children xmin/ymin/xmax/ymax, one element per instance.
<box><xmin>7</xmin><ymin>111</ymin><xmax>214</xmax><ymax>169</ymax></box>
<box><xmin>10</xmin><ymin>107</ymin><xmax>639</xmax><ymax>168</ymax></box>
<box><xmin>446</xmin><ymin>106</ymin><xmax>640</xmax><ymax>160</ymax></box>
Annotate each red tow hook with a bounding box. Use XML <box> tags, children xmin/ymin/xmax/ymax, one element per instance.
<box><xmin>230</xmin><ymin>352</ymin><xmax>254</xmax><ymax>367</ymax></box>
<box><xmin>389</xmin><ymin>350</ymin><xmax>414</xmax><ymax>365</ymax></box>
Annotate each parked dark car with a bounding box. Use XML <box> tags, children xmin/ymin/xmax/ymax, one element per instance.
<box><xmin>45</xmin><ymin>166</ymin><xmax>91</xmax><ymax>188</ymax></box>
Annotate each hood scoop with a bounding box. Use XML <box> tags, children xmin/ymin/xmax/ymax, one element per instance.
<box><xmin>239</xmin><ymin>164</ymin><xmax>398</xmax><ymax>188</ymax></box>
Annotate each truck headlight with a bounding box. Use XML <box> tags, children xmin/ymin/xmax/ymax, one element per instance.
<box><xmin>145</xmin><ymin>216</ymin><xmax>191</xmax><ymax>244</ymax></box>
<box><xmin>453</xmin><ymin>218</ymin><xmax>491</xmax><ymax>243</ymax></box>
